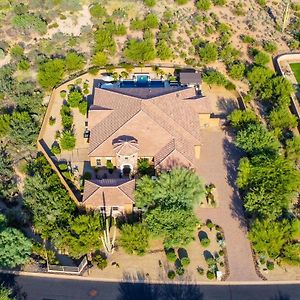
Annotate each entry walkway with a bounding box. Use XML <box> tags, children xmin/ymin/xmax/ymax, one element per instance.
<box><xmin>196</xmin><ymin>129</ymin><xmax>259</xmax><ymax>281</ymax></box>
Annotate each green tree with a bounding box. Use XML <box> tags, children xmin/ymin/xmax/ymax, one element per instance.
<box><xmin>156</xmin><ymin>40</ymin><xmax>173</xmax><ymax>60</ymax></box>
<box><xmin>249</xmin><ymin>218</ymin><xmax>294</xmax><ymax>259</ymax></box>
<box><xmin>92</xmin><ymin>52</ymin><xmax>108</xmax><ymax>67</ymax></box>
<box><xmin>54</xmin><ymin>214</ymin><xmax>103</xmax><ymax>258</ymax></box>
<box><xmin>65</xmin><ymin>52</ymin><xmax>85</xmax><ymax>72</ymax></box>
<box><xmin>247</xmin><ymin>66</ymin><xmax>273</xmax><ymax>90</ymax></box>
<box><xmin>286</xmin><ymin>136</ymin><xmax>300</xmax><ymax>162</ymax></box>
<box><xmin>119</xmin><ymin>223</ymin><xmax>149</xmax><ymax>255</ymax></box>
<box><xmin>253</xmin><ymin>50</ymin><xmax>270</xmax><ymax>66</ymax></box>
<box><xmin>220</xmin><ymin>45</ymin><xmax>240</xmax><ymax>65</ymax></box>
<box><xmin>134</xmin><ymin>176</ymin><xmax>155</xmax><ymax>209</ymax></box>
<box><xmin>154</xmin><ymin>169</ymin><xmax>204</xmax><ymax>210</ymax></box>
<box><xmin>228</xmin><ymin>62</ymin><xmax>246</xmax><ymax>80</ymax></box>
<box><xmin>282</xmin><ymin>243</ymin><xmax>300</xmax><ymax>266</ymax></box>
<box><xmin>228</xmin><ymin>109</ymin><xmax>258</xmax><ymax>130</ymax></box>
<box><xmin>241</xmin><ymin>155</ymin><xmax>300</xmax><ymax>218</ymax></box>
<box><xmin>24</xmin><ymin>156</ymin><xmax>76</xmax><ymax>238</ymax></box>
<box><xmin>236</xmin><ymin>157</ymin><xmax>251</xmax><ymax>188</ymax></box>
<box><xmin>10</xmin><ymin>111</ymin><xmax>38</xmax><ymax>145</ymax></box>
<box><xmin>269</xmin><ymin>107</ymin><xmax>297</xmax><ymax>130</ymax></box>
<box><xmin>236</xmin><ymin>123</ymin><xmax>279</xmax><ymax>156</ymax></box>
<box><xmin>124</xmin><ymin>38</ymin><xmax>156</xmax><ymax>63</ymax></box>
<box><xmin>0</xmin><ymin>148</ymin><xmax>18</xmax><ymax>201</ymax></box>
<box><xmin>198</xmin><ymin>42</ymin><xmax>218</xmax><ymax>63</ymax></box>
<box><xmin>38</xmin><ymin>59</ymin><xmax>65</xmax><ymax>89</ymax></box>
<box><xmin>94</xmin><ymin>28</ymin><xmax>116</xmax><ymax>54</ymax></box>
<box><xmin>67</xmin><ymin>90</ymin><xmax>83</xmax><ymax>108</ymax></box>
<box><xmin>60</xmin><ymin>131</ymin><xmax>76</xmax><ymax>150</ymax></box>
<box><xmin>0</xmin><ymin>114</ymin><xmax>11</xmax><ymax>138</ymax></box>
<box><xmin>145</xmin><ymin>208</ymin><xmax>198</xmax><ymax>248</ymax></box>
<box><xmin>0</xmin><ymin>215</ymin><xmax>32</xmax><ymax>268</ymax></box>
<box><xmin>89</xmin><ymin>4</ymin><xmax>107</xmax><ymax>19</ymax></box>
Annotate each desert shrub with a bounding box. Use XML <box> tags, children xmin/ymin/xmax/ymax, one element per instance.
<box><xmin>166</xmin><ymin>248</ymin><xmax>177</xmax><ymax>262</ymax></box>
<box><xmin>175</xmin><ymin>0</ymin><xmax>189</xmax><ymax>4</ymax></box>
<box><xmin>196</xmin><ymin>0</ymin><xmax>211</xmax><ymax>10</ymax></box>
<box><xmin>51</xmin><ymin>144</ymin><xmax>61</xmax><ymax>155</ymax></box>
<box><xmin>206</xmin><ymin>270</ymin><xmax>215</xmax><ymax>279</ymax></box>
<box><xmin>206</xmin><ymin>219</ymin><xmax>214</xmax><ymax>230</ymax></box>
<box><xmin>220</xmin><ymin>261</ymin><xmax>224</xmax><ymax>267</ymax></box>
<box><xmin>60</xmin><ymin>90</ymin><xmax>67</xmax><ymax>98</ymax></box>
<box><xmin>241</xmin><ymin>35</ymin><xmax>255</xmax><ymax>44</ymax></box>
<box><xmin>266</xmin><ymin>261</ymin><xmax>274</xmax><ymax>270</ymax></box>
<box><xmin>181</xmin><ymin>257</ymin><xmax>190</xmax><ymax>266</ymax></box>
<box><xmin>78</xmin><ymin>100</ymin><xmax>88</xmax><ymax>115</ymax></box>
<box><xmin>18</xmin><ymin>59</ymin><xmax>30</xmax><ymax>71</ymax></box>
<box><xmin>200</xmin><ymin>237</ymin><xmax>211</xmax><ymax>247</ymax></box>
<box><xmin>89</xmin><ymin>4</ymin><xmax>107</xmax><ymax>19</ymax></box>
<box><xmin>263</xmin><ymin>41</ymin><xmax>277</xmax><ymax>53</ymax></box>
<box><xmin>49</xmin><ymin>116</ymin><xmax>56</xmax><ymax>125</ymax></box>
<box><xmin>93</xmin><ymin>254</ymin><xmax>107</xmax><ymax>270</ymax></box>
<box><xmin>144</xmin><ymin>0</ymin><xmax>156</xmax><ymax>7</ymax></box>
<box><xmin>197</xmin><ymin>266</ymin><xmax>204</xmax><ymax>275</ymax></box>
<box><xmin>58</xmin><ymin>163</ymin><xmax>68</xmax><ymax>171</ymax></box>
<box><xmin>176</xmin><ymin>266</ymin><xmax>185</xmax><ymax>275</ymax></box>
<box><xmin>60</xmin><ymin>131</ymin><xmax>76</xmax><ymax>150</ymax></box>
<box><xmin>67</xmin><ymin>90</ymin><xmax>83</xmax><ymax>108</ymax></box>
<box><xmin>167</xmin><ymin>270</ymin><xmax>176</xmax><ymax>279</ymax></box>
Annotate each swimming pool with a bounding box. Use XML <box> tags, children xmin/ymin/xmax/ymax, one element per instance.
<box><xmin>120</xmin><ymin>79</ymin><xmax>166</xmax><ymax>88</ymax></box>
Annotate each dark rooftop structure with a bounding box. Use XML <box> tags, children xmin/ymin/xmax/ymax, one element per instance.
<box><xmin>179</xmin><ymin>72</ymin><xmax>201</xmax><ymax>86</ymax></box>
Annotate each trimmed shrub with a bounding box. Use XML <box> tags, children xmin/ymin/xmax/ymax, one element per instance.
<box><xmin>197</xmin><ymin>267</ymin><xmax>204</xmax><ymax>275</ymax></box>
<box><xmin>60</xmin><ymin>131</ymin><xmax>76</xmax><ymax>150</ymax></box>
<box><xmin>167</xmin><ymin>270</ymin><xmax>176</xmax><ymax>279</ymax></box>
<box><xmin>219</xmin><ymin>249</ymin><xmax>224</xmax><ymax>256</ymax></box>
<box><xmin>176</xmin><ymin>266</ymin><xmax>185</xmax><ymax>276</ymax></box>
<box><xmin>51</xmin><ymin>144</ymin><xmax>61</xmax><ymax>155</ymax></box>
<box><xmin>58</xmin><ymin>163</ymin><xmax>68</xmax><ymax>171</ymax></box>
<box><xmin>82</xmin><ymin>172</ymin><xmax>92</xmax><ymax>180</ymax></box>
<box><xmin>93</xmin><ymin>254</ymin><xmax>108</xmax><ymax>270</ymax></box>
<box><xmin>60</xmin><ymin>90</ymin><xmax>67</xmax><ymax>98</ymax></box>
<box><xmin>206</xmin><ymin>219</ymin><xmax>214</xmax><ymax>230</ymax></box>
<box><xmin>166</xmin><ymin>248</ymin><xmax>177</xmax><ymax>262</ymax></box>
<box><xmin>200</xmin><ymin>237</ymin><xmax>211</xmax><ymax>248</ymax></box>
<box><xmin>181</xmin><ymin>257</ymin><xmax>190</xmax><ymax>267</ymax></box>
<box><xmin>206</xmin><ymin>270</ymin><xmax>215</xmax><ymax>279</ymax></box>
<box><xmin>267</xmin><ymin>261</ymin><xmax>274</xmax><ymax>270</ymax></box>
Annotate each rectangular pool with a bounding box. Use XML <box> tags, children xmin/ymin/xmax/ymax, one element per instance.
<box><xmin>120</xmin><ymin>79</ymin><xmax>166</xmax><ymax>88</ymax></box>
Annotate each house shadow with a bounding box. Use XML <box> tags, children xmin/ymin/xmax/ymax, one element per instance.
<box><xmin>222</xmin><ymin>135</ymin><xmax>248</xmax><ymax>230</ymax></box>
<box><xmin>0</xmin><ymin>273</ymin><xmax>27</xmax><ymax>300</ymax></box>
<box><xmin>269</xmin><ymin>292</ymin><xmax>291</xmax><ymax>300</ymax></box>
<box><xmin>117</xmin><ymin>271</ymin><xmax>204</xmax><ymax>300</ymax></box>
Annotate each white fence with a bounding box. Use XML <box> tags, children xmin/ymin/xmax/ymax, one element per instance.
<box><xmin>47</xmin><ymin>256</ymin><xmax>88</xmax><ymax>275</ymax></box>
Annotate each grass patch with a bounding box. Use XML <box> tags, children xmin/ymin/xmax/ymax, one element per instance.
<box><xmin>290</xmin><ymin>63</ymin><xmax>300</xmax><ymax>84</ymax></box>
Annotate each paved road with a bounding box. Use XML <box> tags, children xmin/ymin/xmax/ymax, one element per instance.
<box><xmin>196</xmin><ymin>129</ymin><xmax>259</xmax><ymax>281</ymax></box>
<box><xmin>1</xmin><ymin>274</ymin><xmax>300</xmax><ymax>300</ymax></box>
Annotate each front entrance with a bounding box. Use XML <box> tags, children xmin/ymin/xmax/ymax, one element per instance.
<box><xmin>121</xmin><ymin>164</ymin><xmax>132</xmax><ymax>177</ymax></box>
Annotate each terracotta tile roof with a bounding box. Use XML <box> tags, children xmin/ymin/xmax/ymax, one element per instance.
<box><xmin>88</xmin><ymin>87</ymin><xmax>212</xmax><ymax>166</ymax></box>
<box><xmin>82</xmin><ymin>179</ymin><xmax>135</xmax><ymax>208</ymax></box>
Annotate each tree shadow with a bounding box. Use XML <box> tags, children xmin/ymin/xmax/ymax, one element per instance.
<box><xmin>269</xmin><ymin>292</ymin><xmax>291</xmax><ymax>300</ymax></box>
<box><xmin>177</xmin><ymin>248</ymin><xmax>188</xmax><ymax>260</ymax></box>
<box><xmin>0</xmin><ymin>273</ymin><xmax>27</xmax><ymax>300</ymax></box>
<box><xmin>118</xmin><ymin>271</ymin><xmax>204</xmax><ymax>300</ymax></box>
<box><xmin>217</xmin><ymin>97</ymin><xmax>239</xmax><ymax>117</ymax></box>
<box><xmin>203</xmin><ymin>250</ymin><xmax>213</xmax><ymax>260</ymax></box>
<box><xmin>198</xmin><ymin>230</ymin><xmax>208</xmax><ymax>242</ymax></box>
<box><xmin>222</xmin><ymin>136</ymin><xmax>248</xmax><ymax>230</ymax></box>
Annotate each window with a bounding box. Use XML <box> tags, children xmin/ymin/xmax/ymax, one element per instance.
<box><xmin>112</xmin><ymin>206</ymin><xmax>119</xmax><ymax>211</ymax></box>
<box><xmin>96</xmin><ymin>159</ymin><xmax>101</xmax><ymax>166</ymax></box>
<box><xmin>125</xmin><ymin>156</ymin><xmax>128</xmax><ymax>160</ymax></box>
<box><xmin>100</xmin><ymin>207</ymin><xmax>105</xmax><ymax>212</ymax></box>
<box><xmin>107</xmin><ymin>159</ymin><xmax>112</xmax><ymax>164</ymax></box>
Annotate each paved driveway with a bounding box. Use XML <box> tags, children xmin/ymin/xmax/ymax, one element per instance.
<box><xmin>196</xmin><ymin>128</ymin><xmax>259</xmax><ymax>281</ymax></box>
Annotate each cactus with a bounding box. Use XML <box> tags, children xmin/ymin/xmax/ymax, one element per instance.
<box><xmin>101</xmin><ymin>217</ymin><xmax>117</xmax><ymax>255</ymax></box>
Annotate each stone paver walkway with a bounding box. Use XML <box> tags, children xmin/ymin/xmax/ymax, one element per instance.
<box><xmin>195</xmin><ymin>128</ymin><xmax>260</xmax><ymax>281</ymax></box>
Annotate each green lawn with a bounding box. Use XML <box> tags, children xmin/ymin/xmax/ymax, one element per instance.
<box><xmin>290</xmin><ymin>63</ymin><xmax>300</xmax><ymax>84</ymax></box>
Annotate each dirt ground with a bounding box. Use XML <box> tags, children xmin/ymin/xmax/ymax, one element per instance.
<box><xmin>88</xmin><ymin>224</ymin><xmax>226</xmax><ymax>282</ymax></box>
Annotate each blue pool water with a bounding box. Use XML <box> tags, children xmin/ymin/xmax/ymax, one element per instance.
<box><xmin>120</xmin><ymin>79</ymin><xmax>165</xmax><ymax>88</ymax></box>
